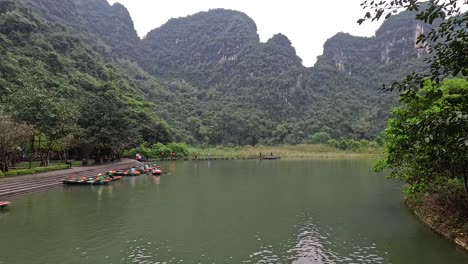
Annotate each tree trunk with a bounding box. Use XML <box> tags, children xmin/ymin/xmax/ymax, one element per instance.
<box><xmin>29</xmin><ymin>134</ymin><xmax>35</xmax><ymax>169</ymax></box>
<box><xmin>0</xmin><ymin>152</ymin><xmax>7</xmax><ymax>172</ymax></box>
<box><xmin>3</xmin><ymin>153</ymin><xmax>9</xmax><ymax>172</ymax></box>
<box><xmin>463</xmin><ymin>161</ymin><xmax>468</xmax><ymax>195</ymax></box>
<box><xmin>95</xmin><ymin>148</ymin><xmax>101</xmax><ymax>164</ymax></box>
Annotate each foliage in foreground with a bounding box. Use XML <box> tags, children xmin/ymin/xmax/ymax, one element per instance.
<box><xmin>375</xmin><ymin>79</ymin><xmax>468</xmax><ymax>194</ymax></box>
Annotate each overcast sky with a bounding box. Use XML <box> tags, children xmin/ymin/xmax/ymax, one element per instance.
<box><xmin>106</xmin><ymin>0</ymin><xmax>385</xmax><ymax>66</ymax></box>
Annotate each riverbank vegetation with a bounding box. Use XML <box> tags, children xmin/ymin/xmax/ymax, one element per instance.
<box><xmin>123</xmin><ymin>140</ymin><xmax>382</xmax><ymax>160</ymax></box>
<box><xmin>192</xmin><ymin>143</ymin><xmax>382</xmax><ymax>159</ymax></box>
<box><xmin>362</xmin><ymin>0</ymin><xmax>467</xmax><ymax>248</ymax></box>
<box><xmin>375</xmin><ymin>79</ymin><xmax>468</xmax><ymax>244</ymax></box>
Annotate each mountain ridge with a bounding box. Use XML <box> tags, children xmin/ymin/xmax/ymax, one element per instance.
<box><xmin>13</xmin><ymin>0</ymin><xmax>430</xmax><ymax>145</ymax></box>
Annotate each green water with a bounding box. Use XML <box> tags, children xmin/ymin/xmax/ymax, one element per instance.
<box><xmin>0</xmin><ymin>160</ymin><xmax>467</xmax><ymax>264</ymax></box>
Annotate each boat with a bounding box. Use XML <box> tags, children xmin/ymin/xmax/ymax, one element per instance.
<box><xmin>63</xmin><ymin>176</ymin><xmax>111</xmax><ymax>185</ymax></box>
<box><xmin>0</xmin><ymin>201</ymin><xmax>11</xmax><ymax>209</ymax></box>
<box><xmin>106</xmin><ymin>171</ymin><xmax>122</xmax><ymax>181</ymax></box>
<box><xmin>261</xmin><ymin>156</ymin><xmax>281</xmax><ymax>160</ymax></box>
<box><xmin>152</xmin><ymin>166</ymin><xmax>163</xmax><ymax>175</ymax></box>
<box><xmin>109</xmin><ymin>176</ymin><xmax>122</xmax><ymax>181</ymax></box>
<box><xmin>111</xmin><ymin>169</ymin><xmax>127</xmax><ymax>176</ymax></box>
<box><xmin>122</xmin><ymin>169</ymin><xmax>141</xmax><ymax>176</ymax></box>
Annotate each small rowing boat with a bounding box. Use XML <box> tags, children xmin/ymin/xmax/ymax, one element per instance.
<box><xmin>63</xmin><ymin>176</ymin><xmax>111</xmax><ymax>185</ymax></box>
<box><xmin>152</xmin><ymin>166</ymin><xmax>163</xmax><ymax>175</ymax></box>
<box><xmin>110</xmin><ymin>176</ymin><xmax>122</xmax><ymax>181</ymax></box>
<box><xmin>0</xmin><ymin>201</ymin><xmax>11</xmax><ymax>209</ymax></box>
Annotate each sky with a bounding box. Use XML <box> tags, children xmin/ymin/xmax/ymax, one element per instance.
<box><xmin>106</xmin><ymin>0</ymin><xmax>385</xmax><ymax>66</ymax></box>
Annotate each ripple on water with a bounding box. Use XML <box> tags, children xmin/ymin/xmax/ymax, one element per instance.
<box><xmin>122</xmin><ymin>238</ymin><xmax>192</xmax><ymax>264</ymax></box>
<box><xmin>244</xmin><ymin>213</ymin><xmax>390</xmax><ymax>264</ymax></box>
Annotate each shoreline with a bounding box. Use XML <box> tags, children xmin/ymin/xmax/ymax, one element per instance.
<box><xmin>405</xmin><ymin>196</ymin><xmax>468</xmax><ymax>252</ymax></box>
<box><xmin>0</xmin><ymin>159</ymin><xmax>140</xmax><ymax>197</ymax></box>
<box><xmin>155</xmin><ymin>153</ymin><xmax>381</xmax><ymax>162</ymax></box>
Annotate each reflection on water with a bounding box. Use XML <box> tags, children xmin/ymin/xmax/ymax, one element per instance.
<box><xmin>1</xmin><ymin>160</ymin><xmax>467</xmax><ymax>264</ymax></box>
<box><xmin>287</xmin><ymin>213</ymin><xmax>388</xmax><ymax>264</ymax></box>
<box><xmin>244</xmin><ymin>211</ymin><xmax>388</xmax><ymax>264</ymax></box>
<box><xmin>153</xmin><ymin>176</ymin><xmax>161</xmax><ymax>185</ymax></box>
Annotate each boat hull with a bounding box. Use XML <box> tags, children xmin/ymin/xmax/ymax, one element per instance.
<box><xmin>0</xmin><ymin>201</ymin><xmax>11</xmax><ymax>209</ymax></box>
<box><xmin>63</xmin><ymin>179</ymin><xmax>110</xmax><ymax>185</ymax></box>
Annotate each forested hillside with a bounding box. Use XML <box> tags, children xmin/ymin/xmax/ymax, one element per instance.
<box><xmin>0</xmin><ymin>0</ymin><xmax>172</xmax><ymax>165</ymax></box>
<box><xmin>7</xmin><ymin>0</ymin><xmax>431</xmax><ymax>146</ymax></box>
<box><xmin>138</xmin><ymin>7</ymin><xmax>427</xmax><ymax>144</ymax></box>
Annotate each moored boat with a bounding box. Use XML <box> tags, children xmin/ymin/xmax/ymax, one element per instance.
<box><xmin>110</xmin><ymin>176</ymin><xmax>122</xmax><ymax>181</ymax></box>
<box><xmin>152</xmin><ymin>166</ymin><xmax>163</xmax><ymax>175</ymax></box>
<box><xmin>111</xmin><ymin>169</ymin><xmax>127</xmax><ymax>176</ymax></box>
<box><xmin>0</xmin><ymin>201</ymin><xmax>11</xmax><ymax>209</ymax></box>
<box><xmin>122</xmin><ymin>169</ymin><xmax>141</xmax><ymax>176</ymax></box>
<box><xmin>63</xmin><ymin>176</ymin><xmax>110</xmax><ymax>185</ymax></box>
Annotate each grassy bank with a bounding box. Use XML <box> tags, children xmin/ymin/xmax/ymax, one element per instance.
<box><xmin>0</xmin><ymin>164</ymin><xmax>70</xmax><ymax>178</ymax></box>
<box><xmin>1</xmin><ymin>160</ymin><xmax>86</xmax><ymax>178</ymax></box>
<box><xmin>405</xmin><ymin>181</ymin><xmax>468</xmax><ymax>251</ymax></box>
<box><xmin>189</xmin><ymin>144</ymin><xmax>383</xmax><ymax>159</ymax></box>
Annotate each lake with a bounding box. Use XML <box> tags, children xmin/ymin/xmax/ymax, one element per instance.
<box><xmin>0</xmin><ymin>160</ymin><xmax>467</xmax><ymax>263</ymax></box>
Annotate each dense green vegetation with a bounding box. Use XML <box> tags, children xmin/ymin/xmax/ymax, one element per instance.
<box><xmin>375</xmin><ymin>79</ymin><xmax>468</xmax><ymax>241</ymax></box>
<box><xmin>138</xmin><ymin>8</ymin><xmax>426</xmax><ymax>145</ymax></box>
<box><xmin>0</xmin><ymin>0</ymin><xmax>172</xmax><ymax>171</ymax></box>
<box><xmin>376</xmin><ymin>79</ymin><xmax>468</xmax><ymax>193</ymax></box>
<box><xmin>365</xmin><ymin>0</ymin><xmax>467</xmax><ymax>242</ymax></box>
<box><xmin>124</xmin><ymin>142</ymin><xmax>190</xmax><ymax>160</ymax></box>
<box><xmin>17</xmin><ymin>0</ymin><xmax>432</xmax><ymax>146</ymax></box>
<box><xmin>0</xmin><ymin>0</ymin><xmax>445</xmax><ymax>172</ymax></box>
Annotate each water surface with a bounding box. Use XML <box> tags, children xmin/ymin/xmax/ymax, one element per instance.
<box><xmin>0</xmin><ymin>160</ymin><xmax>466</xmax><ymax>263</ymax></box>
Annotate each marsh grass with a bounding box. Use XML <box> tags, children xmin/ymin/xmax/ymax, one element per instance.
<box><xmin>189</xmin><ymin>144</ymin><xmax>383</xmax><ymax>159</ymax></box>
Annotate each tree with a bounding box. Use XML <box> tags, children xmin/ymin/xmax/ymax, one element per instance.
<box><xmin>361</xmin><ymin>2</ymin><xmax>468</xmax><ymax>196</ymax></box>
<box><xmin>77</xmin><ymin>89</ymin><xmax>140</xmax><ymax>163</ymax></box>
<box><xmin>167</xmin><ymin>142</ymin><xmax>189</xmax><ymax>157</ymax></box>
<box><xmin>358</xmin><ymin>0</ymin><xmax>467</xmax><ymax>91</ymax></box>
<box><xmin>8</xmin><ymin>77</ymin><xmax>77</xmax><ymax>166</ymax></box>
<box><xmin>0</xmin><ymin>112</ymin><xmax>33</xmax><ymax>172</ymax></box>
<box><xmin>306</xmin><ymin>132</ymin><xmax>331</xmax><ymax>144</ymax></box>
<box><xmin>376</xmin><ymin>79</ymin><xmax>468</xmax><ymax>193</ymax></box>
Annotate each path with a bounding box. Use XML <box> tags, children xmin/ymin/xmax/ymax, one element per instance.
<box><xmin>0</xmin><ymin>159</ymin><xmax>140</xmax><ymax>197</ymax></box>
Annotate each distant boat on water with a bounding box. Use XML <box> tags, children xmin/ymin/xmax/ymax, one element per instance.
<box><xmin>261</xmin><ymin>156</ymin><xmax>280</xmax><ymax>160</ymax></box>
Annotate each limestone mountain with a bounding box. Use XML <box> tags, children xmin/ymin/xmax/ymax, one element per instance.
<box><xmin>12</xmin><ymin>0</ymin><xmax>432</xmax><ymax>145</ymax></box>
<box><xmin>25</xmin><ymin>0</ymin><xmax>140</xmax><ymax>59</ymax></box>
